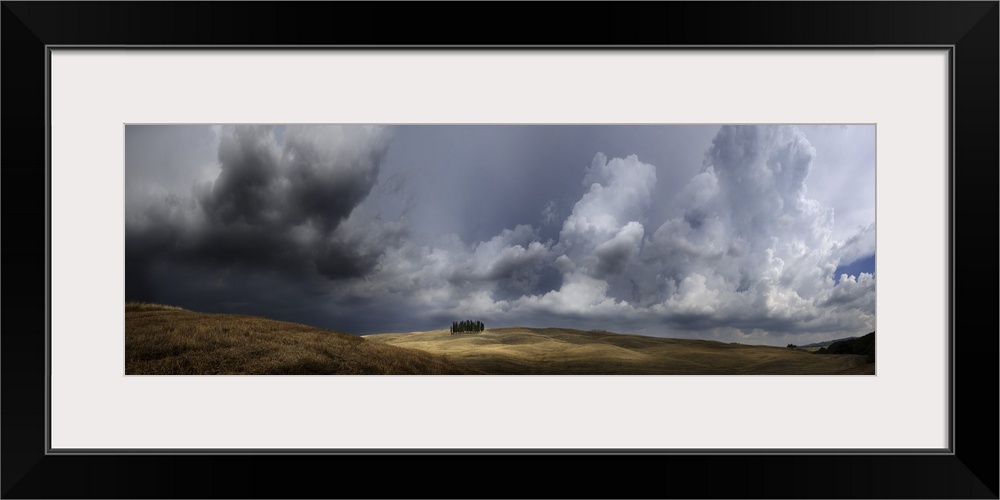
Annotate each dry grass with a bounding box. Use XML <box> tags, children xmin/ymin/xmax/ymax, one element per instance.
<box><xmin>125</xmin><ymin>301</ymin><xmax>187</xmax><ymax>312</ymax></box>
<box><xmin>125</xmin><ymin>305</ymin><xmax>482</xmax><ymax>375</ymax></box>
<box><xmin>126</xmin><ymin>303</ymin><xmax>873</xmax><ymax>375</ymax></box>
<box><xmin>366</xmin><ymin>327</ymin><xmax>875</xmax><ymax>375</ymax></box>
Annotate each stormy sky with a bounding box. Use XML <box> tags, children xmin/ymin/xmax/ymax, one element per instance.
<box><xmin>125</xmin><ymin>125</ymin><xmax>875</xmax><ymax>345</ymax></box>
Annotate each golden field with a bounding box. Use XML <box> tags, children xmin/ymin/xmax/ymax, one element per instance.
<box><xmin>126</xmin><ymin>303</ymin><xmax>873</xmax><ymax>375</ymax></box>
<box><xmin>365</xmin><ymin>327</ymin><xmax>874</xmax><ymax>375</ymax></box>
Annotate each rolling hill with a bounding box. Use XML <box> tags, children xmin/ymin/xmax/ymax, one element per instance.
<box><xmin>815</xmin><ymin>331</ymin><xmax>876</xmax><ymax>363</ymax></box>
<box><xmin>365</xmin><ymin>327</ymin><xmax>874</xmax><ymax>375</ymax></box>
<box><xmin>125</xmin><ymin>303</ymin><xmax>481</xmax><ymax>374</ymax></box>
<box><xmin>126</xmin><ymin>303</ymin><xmax>874</xmax><ymax>375</ymax></box>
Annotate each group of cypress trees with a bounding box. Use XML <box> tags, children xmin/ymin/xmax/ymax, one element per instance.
<box><xmin>451</xmin><ymin>320</ymin><xmax>484</xmax><ymax>334</ymax></box>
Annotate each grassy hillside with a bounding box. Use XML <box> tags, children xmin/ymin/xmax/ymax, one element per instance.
<box><xmin>366</xmin><ymin>327</ymin><xmax>874</xmax><ymax>375</ymax></box>
<box><xmin>125</xmin><ymin>303</ymin><xmax>481</xmax><ymax>375</ymax></box>
<box><xmin>815</xmin><ymin>331</ymin><xmax>875</xmax><ymax>363</ymax></box>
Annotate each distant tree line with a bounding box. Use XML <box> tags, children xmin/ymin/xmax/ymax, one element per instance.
<box><xmin>452</xmin><ymin>320</ymin><xmax>484</xmax><ymax>334</ymax></box>
<box><xmin>815</xmin><ymin>331</ymin><xmax>875</xmax><ymax>363</ymax></box>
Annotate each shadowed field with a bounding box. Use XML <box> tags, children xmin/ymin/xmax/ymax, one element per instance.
<box><xmin>125</xmin><ymin>303</ymin><xmax>481</xmax><ymax>374</ymax></box>
<box><xmin>365</xmin><ymin>327</ymin><xmax>875</xmax><ymax>375</ymax></box>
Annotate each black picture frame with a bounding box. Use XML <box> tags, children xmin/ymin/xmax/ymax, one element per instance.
<box><xmin>3</xmin><ymin>2</ymin><xmax>996</xmax><ymax>498</ymax></box>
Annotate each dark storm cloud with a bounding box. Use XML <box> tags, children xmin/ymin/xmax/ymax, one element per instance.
<box><xmin>280</xmin><ymin>125</ymin><xmax>389</xmax><ymax>232</ymax></box>
<box><xmin>199</xmin><ymin>125</ymin><xmax>390</xmax><ymax>234</ymax></box>
<box><xmin>313</xmin><ymin>210</ymin><xmax>409</xmax><ymax>280</ymax></box>
<box><xmin>126</xmin><ymin>125</ymin><xmax>395</xmax><ymax>309</ymax></box>
<box><xmin>199</xmin><ymin>125</ymin><xmax>280</xmax><ymax>228</ymax></box>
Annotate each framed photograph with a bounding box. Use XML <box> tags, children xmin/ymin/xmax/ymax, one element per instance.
<box><xmin>121</xmin><ymin>122</ymin><xmax>878</xmax><ymax>377</ymax></box>
<box><xmin>3</xmin><ymin>2</ymin><xmax>996</xmax><ymax>498</ymax></box>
